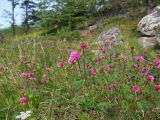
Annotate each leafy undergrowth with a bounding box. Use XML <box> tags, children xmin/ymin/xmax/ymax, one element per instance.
<box><xmin>0</xmin><ymin>37</ymin><xmax>160</xmax><ymax>120</ymax></box>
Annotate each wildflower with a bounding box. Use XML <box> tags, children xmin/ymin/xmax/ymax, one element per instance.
<box><xmin>68</xmin><ymin>51</ymin><xmax>81</xmax><ymax>64</ymax></box>
<box><xmin>23</xmin><ymin>61</ymin><xmax>28</xmax><ymax>64</ymax></box>
<box><xmin>107</xmin><ymin>85</ymin><xmax>114</xmax><ymax>90</ymax></box>
<box><xmin>101</xmin><ymin>65</ymin><xmax>107</xmax><ymax>70</ymax></box>
<box><xmin>138</xmin><ymin>67</ymin><xmax>150</xmax><ymax>76</ymax></box>
<box><xmin>45</xmin><ymin>67</ymin><xmax>52</xmax><ymax>71</ymax></box>
<box><xmin>20</xmin><ymin>55</ymin><xmax>25</xmax><ymax>60</ymax></box>
<box><xmin>156</xmin><ymin>54</ymin><xmax>160</xmax><ymax>59</ymax></box>
<box><xmin>132</xmin><ymin>85</ymin><xmax>140</xmax><ymax>93</ymax></box>
<box><xmin>20</xmin><ymin>73</ymin><xmax>27</xmax><ymax>78</ymax></box>
<box><xmin>121</xmin><ymin>55</ymin><xmax>129</xmax><ymax>62</ymax></box>
<box><xmin>99</xmin><ymin>47</ymin><xmax>106</xmax><ymax>54</ymax></box>
<box><xmin>95</xmin><ymin>57</ymin><xmax>104</xmax><ymax>64</ymax></box>
<box><xmin>81</xmin><ymin>41</ymin><xmax>88</xmax><ymax>50</ymax></box>
<box><xmin>157</xmin><ymin>64</ymin><xmax>160</xmax><ymax>69</ymax></box>
<box><xmin>146</xmin><ymin>75</ymin><xmax>154</xmax><ymax>82</ymax></box>
<box><xmin>135</xmin><ymin>56</ymin><xmax>145</xmax><ymax>62</ymax></box>
<box><xmin>90</xmin><ymin>68</ymin><xmax>96</xmax><ymax>76</ymax></box>
<box><xmin>57</xmin><ymin>61</ymin><xmax>65</xmax><ymax>68</ymax></box>
<box><xmin>107</xmin><ymin>67</ymin><xmax>113</xmax><ymax>73</ymax></box>
<box><xmin>85</xmin><ymin>63</ymin><xmax>91</xmax><ymax>69</ymax></box>
<box><xmin>155</xmin><ymin>84</ymin><xmax>160</xmax><ymax>91</ymax></box>
<box><xmin>43</xmin><ymin>74</ymin><xmax>48</xmax><ymax>79</ymax></box>
<box><xmin>143</xmin><ymin>50</ymin><xmax>147</xmax><ymax>54</ymax></box>
<box><xmin>20</xmin><ymin>97</ymin><xmax>27</xmax><ymax>105</ymax></box>
<box><xmin>16</xmin><ymin>110</ymin><xmax>31</xmax><ymax>120</ymax></box>
<box><xmin>126</xmin><ymin>72</ymin><xmax>132</xmax><ymax>77</ymax></box>
<box><xmin>96</xmin><ymin>82</ymin><xmax>100</xmax><ymax>86</ymax></box>
<box><xmin>132</xmin><ymin>64</ymin><xmax>138</xmax><ymax>69</ymax></box>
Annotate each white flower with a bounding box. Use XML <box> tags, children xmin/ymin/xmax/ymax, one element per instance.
<box><xmin>16</xmin><ymin>110</ymin><xmax>31</xmax><ymax>120</ymax></box>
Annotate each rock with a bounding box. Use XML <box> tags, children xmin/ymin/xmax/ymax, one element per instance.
<box><xmin>95</xmin><ymin>27</ymin><xmax>122</xmax><ymax>46</ymax></box>
<box><xmin>139</xmin><ymin>37</ymin><xmax>157</xmax><ymax>48</ymax></box>
<box><xmin>138</xmin><ymin>5</ymin><xmax>160</xmax><ymax>36</ymax></box>
<box><xmin>89</xmin><ymin>22</ymin><xmax>103</xmax><ymax>32</ymax></box>
<box><xmin>157</xmin><ymin>36</ymin><xmax>160</xmax><ymax>46</ymax></box>
<box><xmin>94</xmin><ymin>27</ymin><xmax>123</xmax><ymax>56</ymax></box>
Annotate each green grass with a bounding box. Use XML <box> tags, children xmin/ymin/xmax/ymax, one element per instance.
<box><xmin>0</xmin><ymin>15</ymin><xmax>160</xmax><ymax>120</ymax></box>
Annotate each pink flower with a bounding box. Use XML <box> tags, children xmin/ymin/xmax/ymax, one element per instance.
<box><xmin>81</xmin><ymin>41</ymin><xmax>88</xmax><ymax>50</ymax></box>
<box><xmin>132</xmin><ymin>64</ymin><xmax>138</xmax><ymax>69</ymax></box>
<box><xmin>157</xmin><ymin>64</ymin><xmax>160</xmax><ymax>69</ymax></box>
<box><xmin>156</xmin><ymin>54</ymin><xmax>160</xmax><ymax>59</ymax></box>
<box><xmin>135</xmin><ymin>56</ymin><xmax>145</xmax><ymax>62</ymax></box>
<box><xmin>132</xmin><ymin>85</ymin><xmax>140</xmax><ymax>93</ymax></box>
<box><xmin>23</xmin><ymin>61</ymin><xmax>28</xmax><ymax>64</ymax></box>
<box><xmin>101</xmin><ymin>65</ymin><xmax>107</xmax><ymax>70</ymax></box>
<box><xmin>155</xmin><ymin>84</ymin><xmax>160</xmax><ymax>91</ymax></box>
<box><xmin>95</xmin><ymin>57</ymin><xmax>104</xmax><ymax>64</ymax></box>
<box><xmin>138</xmin><ymin>67</ymin><xmax>150</xmax><ymax>76</ymax></box>
<box><xmin>107</xmin><ymin>85</ymin><xmax>114</xmax><ymax>90</ymax></box>
<box><xmin>99</xmin><ymin>47</ymin><xmax>106</xmax><ymax>54</ymax></box>
<box><xmin>45</xmin><ymin>67</ymin><xmax>52</xmax><ymax>71</ymax></box>
<box><xmin>20</xmin><ymin>97</ymin><xmax>27</xmax><ymax>105</ymax></box>
<box><xmin>20</xmin><ymin>73</ymin><xmax>27</xmax><ymax>78</ymax></box>
<box><xmin>126</xmin><ymin>72</ymin><xmax>132</xmax><ymax>77</ymax></box>
<box><xmin>43</xmin><ymin>74</ymin><xmax>48</xmax><ymax>79</ymax></box>
<box><xmin>85</xmin><ymin>63</ymin><xmax>91</xmax><ymax>69</ymax></box>
<box><xmin>146</xmin><ymin>75</ymin><xmax>154</xmax><ymax>82</ymax></box>
<box><xmin>143</xmin><ymin>50</ymin><xmax>147</xmax><ymax>54</ymax></box>
<box><xmin>57</xmin><ymin>61</ymin><xmax>65</xmax><ymax>68</ymax></box>
<box><xmin>68</xmin><ymin>51</ymin><xmax>81</xmax><ymax>64</ymax></box>
<box><xmin>90</xmin><ymin>68</ymin><xmax>96</xmax><ymax>76</ymax></box>
<box><xmin>20</xmin><ymin>55</ymin><xmax>25</xmax><ymax>60</ymax></box>
<box><xmin>96</xmin><ymin>82</ymin><xmax>100</xmax><ymax>86</ymax></box>
<box><xmin>107</xmin><ymin>67</ymin><xmax>113</xmax><ymax>73</ymax></box>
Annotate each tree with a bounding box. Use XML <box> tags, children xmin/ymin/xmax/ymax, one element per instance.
<box><xmin>21</xmin><ymin>0</ymin><xmax>37</xmax><ymax>34</ymax></box>
<box><xmin>3</xmin><ymin>0</ymin><xmax>19</xmax><ymax>35</ymax></box>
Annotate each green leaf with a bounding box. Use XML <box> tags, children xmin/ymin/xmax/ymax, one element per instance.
<box><xmin>96</xmin><ymin>102</ymin><xmax>107</xmax><ymax>112</ymax></box>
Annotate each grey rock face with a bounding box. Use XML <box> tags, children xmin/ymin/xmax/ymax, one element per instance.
<box><xmin>139</xmin><ymin>37</ymin><xmax>157</xmax><ymax>48</ymax></box>
<box><xmin>138</xmin><ymin>5</ymin><xmax>160</xmax><ymax>36</ymax></box>
<box><xmin>95</xmin><ymin>27</ymin><xmax>122</xmax><ymax>45</ymax></box>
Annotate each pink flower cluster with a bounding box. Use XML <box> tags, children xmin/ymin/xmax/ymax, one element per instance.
<box><xmin>154</xmin><ymin>60</ymin><xmax>160</xmax><ymax>69</ymax></box>
<box><xmin>20</xmin><ymin>70</ymin><xmax>36</xmax><ymax>80</ymax></box>
<box><xmin>68</xmin><ymin>51</ymin><xmax>81</xmax><ymax>64</ymax></box>
<box><xmin>135</xmin><ymin>56</ymin><xmax>145</xmax><ymax>62</ymax></box>
<box><xmin>57</xmin><ymin>61</ymin><xmax>65</xmax><ymax>68</ymax></box>
<box><xmin>20</xmin><ymin>97</ymin><xmax>27</xmax><ymax>105</ymax></box>
<box><xmin>146</xmin><ymin>75</ymin><xmax>154</xmax><ymax>82</ymax></box>
<box><xmin>132</xmin><ymin>85</ymin><xmax>140</xmax><ymax>93</ymax></box>
<box><xmin>95</xmin><ymin>57</ymin><xmax>104</xmax><ymax>64</ymax></box>
<box><xmin>155</xmin><ymin>84</ymin><xmax>160</xmax><ymax>91</ymax></box>
<box><xmin>81</xmin><ymin>41</ymin><xmax>88</xmax><ymax>50</ymax></box>
<box><xmin>90</xmin><ymin>68</ymin><xmax>96</xmax><ymax>76</ymax></box>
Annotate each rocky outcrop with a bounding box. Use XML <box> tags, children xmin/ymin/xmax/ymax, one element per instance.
<box><xmin>138</xmin><ymin>37</ymin><xmax>157</xmax><ymax>48</ymax></box>
<box><xmin>95</xmin><ymin>27</ymin><xmax>123</xmax><ymax>46</ymax></box>
<box><xmin>138</xmin><ymin>6</ymin><xmax>160</xmax><ymax>36</ymax></box>
<box><xmin>138</xmin><ymin>5</ymin><xmax>160</xmax><ymax>47</ymax></box>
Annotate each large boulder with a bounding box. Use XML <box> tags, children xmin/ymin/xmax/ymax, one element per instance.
<box><xmin>95</xmin><ymin>27</ymin><xmax>123</xmax><ymax>46</ymax></box>
<box><xmin>138</xmin><ymin>37</ymin><xmax>157</xmax><ymax>48</ymax></box>
<box><xmin>138</xmin><ymin>5</ymin><xmax>160</xmax><ymax>36</ymax></box>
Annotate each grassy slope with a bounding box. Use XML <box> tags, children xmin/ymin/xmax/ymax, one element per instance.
<box><xmin>0</xmin><ymin>11</ymin><xmax>160</xmax><ymax>119</ymax></box>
